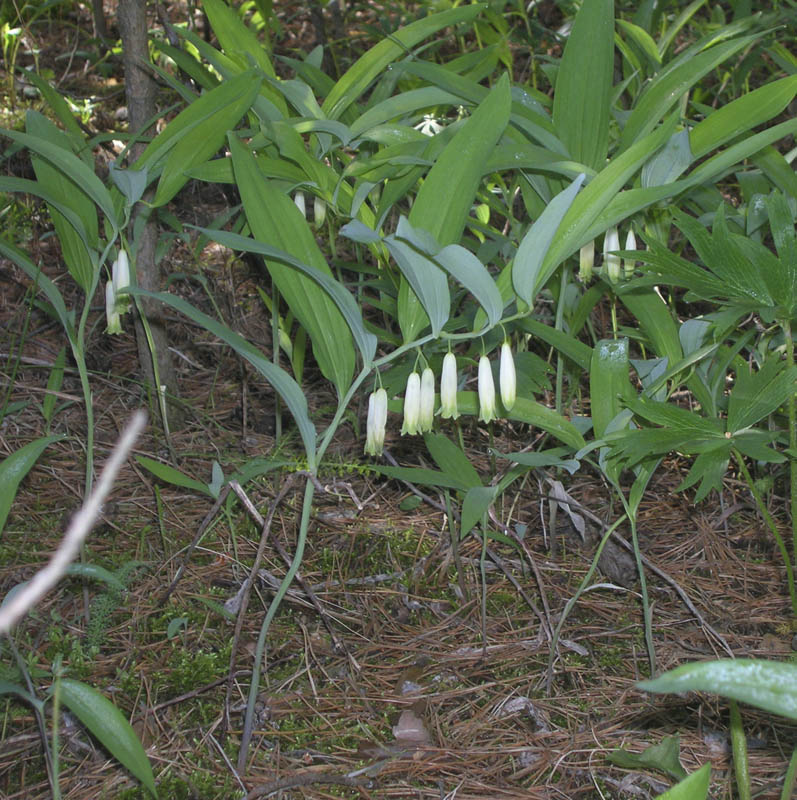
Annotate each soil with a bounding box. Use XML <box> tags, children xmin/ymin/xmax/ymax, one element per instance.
<box><xmin>1</xmin><ymin>2</ymin><xmax>795</xmax><ymax>799</ymax></box>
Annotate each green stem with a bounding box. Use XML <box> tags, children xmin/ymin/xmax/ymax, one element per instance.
<box><xmin>729</xmin><ymin>699</ymin><xmax>751</xmax><ymax>800</ymax></box>
<box><xmin>554</xmin><ymin>264</ymin><xmax>569</xmax><ymax>416</ymax></box>
<box><xmin>782</xmin><ymin>319</ymin><xmax>796</xmax><ymax>579</ymax></box>
<box><xmin>238</xmin><ymin>476</ymin><xmax>315</xmax><ymax>771</ymax></box>
<box><xmin>734</xmin><ymin>449</ymin><xmax>797</xmax><ymax>617</ymax></box>
<box><xmin>51</xmin><ymin>670</ymin><xmax>62</xmax><ymax>800</ymax></box>
<box><xmin>781</xmin><ymin>745</ymin><xmax>797</xmax><ymax>800</ymax></box>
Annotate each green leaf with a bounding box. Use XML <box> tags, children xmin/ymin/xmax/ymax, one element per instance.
<box><xmin>590</xmin><ymin>338</ymin><xmax>633</xmax><ymax>439</ymax></box>
<box><xmin>620</xmin><ymin>33</ymin><xmax>759</xmax><ymax>151</ymax></box>
<box><xmin>423</xmin><ymin>432</ymin><xmax>482</xmax><ymax>490</ymax></box>
<box><xmin>41</xmin><ymin>346</ymin><xmax>66</xmax><ymax>425</ymax></box>
<box><xmin>461</xmin><ymin>485</ymin><xmax>498</xmax><ymax>537</ymax></box>
<box><xmin>435</xmin><ymin>245</ymin><xmax>503</xmax><ymax>330</ymax></box>
<box><xmin>1</xmin><ymin>127</ymin><xmax>117</xmax><ymax>228</ymax></box>
<box><xmin>135</xmin><ymin>456</ymin><xmax>213</xmax><ymax>496</ymax></box>
<box><xmin>518</xmin><ymin>318</ymin><xmax>592</xmax><ymax>370</ymax></box>
<box><xmin>64</xmin><ymin>564</ymin><xmax>127</xmax><ymax>593</ymax></box>
<box><xmin>57</xmin><ymin>679</ymin><xmax>158</xmax><ymax>797</ymax></box>
<box><xmin>552</xmin><ymin>0</ymin><xmax>614</xmax><ymax>169</ymax></box>
<box><xmin>638</xmin><ymin>659</ymin><xmax>797</xmax><ymax>721</ymax></box>
<box><xmin>727</xmin><ymin>361</ymin><xmax>797</xmax><ymax>433</ymax></box>
<box><xmin>194</xmin><ymin>226</ymin><xmax>376</xmax><ymax>366</ymax></box>
<box><xmin>690</xmin><ymin>75</ymin><xmax>797</xmax><ymax>159</ymax></box>
<box><xmin>152</xmin><ymin>72</ymin><xmax>262</xmax><ymax>206</ymax></box>
<box><xmin>369</xmin><ymin>465</ymin><xmax>468</xmax><ymax>492</ymax></box>
<box><xmin>202</xmin><ymin>0</ymin><xmax>287</xmax><ymax>116</ymax></box>
<box><xmin>25</xmin><ymin>111</ymin><xmax>99</xmax><ymax>293</ymax></box>
<box><xmin>128</xmin><ymin>289</ymin><xmax>317</xmax><ymax>465</ymax></box>
<box><xmin>322</xmin><ymin>5</ymin><xmax>486</xmax><ymax>119</ymax></box>
<box><xmin>608</xmin><ymin>734</ymin><xmax>687</xmax><ymax>781</ymax></box>
<box><xmin>654</xmin><ymin>764</ymin><xmax>711</xmax><ymax>800</ymax></box>
<box><xmin>0</xmin><ymin>680</ymin><xmax>45</xmax><ymax>714</ymax></box>
<box><xmin>0</xmin><ymin>436</ymin><xmax>62</xmax><ymax>536</ymax></box>
<box><xmin>399</xmin><ymin>73</ymin><xmax>511</xmax><ymax>340</ymax></box>
<box><xmin>228</xmin><ymin>135</ymin><xmax>355</xmax><ymax>398</ymax></box>
<box><xmin>512</xmin><ymin>173</ymin><xmax>585</xmax><ymax>305</ymax></box>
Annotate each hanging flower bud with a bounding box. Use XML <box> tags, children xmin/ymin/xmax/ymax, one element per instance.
<box><xmin>401</xmin><ymin>372</ymin><xmax>422</xmax><ymax>435</ymax></box>
<box><xmin>499</xmin><ymin>341</ymin><xmax>516</xmax><ymax>411</ymax></box>
<box><xmin>440</xmin><ymin>353</ymin><xmax>459</xmax><ymax>420</ymax></box>
<box><xmin>293</xmin><ymin>191</ymin><xmax>306</xmax><ymax>217</ymax></box>
<box><xmin>364</xmin><ymin>388</ymin><xmax>388</xmax><ymax>456</ymax></box>
<box><xmin>112</xmin><ymin>250</ymin><xmax>130</xmax><ymax>314</ymax></box>
<box><xmin>105</xmin><ymin>281</ymin><xmax>123</xmax><ymax>335</ymax></box>
<box><xmin>478</xmin><ymin>355</ymin><xmax>497</xmax><ymax>424</ymax></box>
<box><xmin>419</xmin><ymin>367</ymin><xmax>435</xmax><ymax>432</ymax></box>
<box><xmin>603</xmin><ymin>226</ymin><xmax>621</xmax><ymax>284</ymax></box>
<box><xmin>578</xmin><ymin>239</ymin><xmax>594</xmax><ymax>283</ymax></box>
<box><xmin>313</xmin><ymin>195</ymin><xmax>327</xmax><ymax>229</ymax></box>
<box><xmin>623</xmin><ymin>227</ymin><xmax>637</xmax><ymax>279</ymax></box>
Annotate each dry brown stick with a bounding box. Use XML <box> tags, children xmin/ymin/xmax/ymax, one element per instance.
<box><xmin>245</xmin><ymin>770</ymin><xmax>371</xmax><ymax>799</ymax></box>
<box><xmin>223</xmin><ymin>477</ymin><xmax>297</xmax><ymax>737</ymax></box>
<box><xmin>228</xmin><ymin>481</ymin><xmax>347</xmax><ymax>655</ymax></box>
<box><xmin>157</xmin><ymin>483</ymin><xmax>232</xmax><ymax>607</ymax></box>
<box><xmin>542</xmin><ymin>490</ymin><xmax>734</xmax><ymax>657</ymax></box>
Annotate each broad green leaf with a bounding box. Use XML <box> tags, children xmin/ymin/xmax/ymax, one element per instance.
<box><xmin>435</xmin><ymin>245</ymin><xmax>503</xmax><ymax>330</ymax></box>
<box><xmin>690</xmin><ymin>75</ymin><xmax>797</xmax><ymax>159</ymax></box>
<box><xmin>0</xmin><ymin>177</ymin><xmax>93</xmax><ymax>258</ymax></box>
<box><xmin>727</xmin><ymin>361</ymin><xmax>797</xmax><ymax>433</ymax></box>
<box><xmin>202</xmin><ymin>0</ymin><xmax>287</xmax><ymax>116</ymax></box>
<box><xmin>64</xmin><ymin>564</ymin><xmax>127</xmax><ymax>593</ymax></box>
<box><xmin>368</xmin><ymin>465</ymin><xmax>468</xmax><ymax>492</ymax></box>
<box><xmin>461</xmin><ymin>485</ymin><xmax>498</xmax><ymax>537</ymax></box>
<box><xmin>0</xmin><ymin>680</ymin><xmax>44</xmax><ymax>713</ymax></box>
<box><xmin>0</xmin><ymin>238</ymin><xmax>74</xmax><ymax>338</ymax></box>
<box><xmin>409</xmin><ymin>73</ymin><xmax>511</xmax><ymax>247</ymax></box>
<box><xmin>590</xmin><ymin>338</ymin><xmax>632</xmax><ymax>439</ymax></box>
<box><xmin>513</xmin><ymin>173</ymin><xmax>585</xmax><ymax>305</ymax></box>
<box><xmin>638</xmin><ymin>659</ymin><xmax>797</xmax><ymax>721</ymax></box>
<box><xmin>618</xmin><ymin>287</ymin><xmax>683</xmax><ymax>367</ymax></box>
<box><xmin>58</xmin><ymin>679</ymin><xmax>158</xmax><ymax>797</ymax></box>
<box><xmin>20</xmin><ymin>70</ymin><xmax>90</xmax><ymax>164</ymax></box>
<box><xmin>654</xmin><ymin>764</ymin><xmax>711</xmax><ymax>800</ymax></box>
<box><xmin>152</xmin><ymin>73</ymin><xmax>262</xmax><ymax>206</ymax></box>
<box><xmin>128</xmin><ymin>288</ymin><xmax>317</xmax><ymax>465</ymax></box>
<box><xmin>25</xmin><ymin>112</ymin><xmax>99</xmax><ymax>293</ymax></box>
<box><xmin>228</xmin><ymin>135</ymin><xmax>355</xmax><ymax>398</ymax></box>
<box><xmin>538</xmin><ymin>121</ymin><xmax>675</xmax><ymax>293</ymax></box>
<box><xmin>608</xmin><ymin>734</ymin><xmax>687</xmax><ymax>781</ymax></box>
<box><xmin>0</xmin><ymin>436</ymin><xmax>62</xmax><ymax>536</ymax></box>
<box><xmin>1</xmin><ymin>128</ymin><xmax>117</xmax><ymax>227</ymax></box>
<box><xmin>492</xmin><ymin>448</ymin><xmax>580</xmax><ymax>475</ymax></box>
<box><xmin>399</xmin><ymin>74</ymin><xmax>511</xmax><ymax>341</ymax></box>
<box><xmin>349</xmin><ymin>87</ymin><xmax>461</xmax><ymax>138</ymax></box>
<box><xmin>517</xmin><ymin>318</ymin><xmax>592</xmax><ymax>370</ymax></box>
<box><xmin>552</xmin><ymin>0</ymin><xmax>614</xmax><ymax>169</ymax></box>
<box><xmin>135</xmin><ymin>455</ymin><xmax>212</xmax><ymax>496</ymax></box>
<box><xmin>620</xmin><ymin>33</ymin><xmax>759</xmax><ymax>152</ymax></box>
<box><xmin>641</xmin><ymin>129</ymin><xmax>692</xmax><ymax>187</ymax></box>
<box><xmin>423</xmin><ymin>433</ymin><xmax>482</xmax><ymax>490</ymax></box>
<box><xmin>322</xmin><ymin>5</ymin><xmax>486</xmax><ymax>119</ymax></box>
<box><xmin>194</xmin><ymin>226</ymin><xmax>376</xmax><ymax>366</ymax></box>
<box><xmin>135</xmin><ymin>71</ymin><xmax>257</xmax><ymax>176</ymax></box>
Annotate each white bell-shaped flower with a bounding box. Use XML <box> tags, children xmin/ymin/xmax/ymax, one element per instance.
<box><xmin>419</xmin><ymin>367</ymin><xmax>435</xmax><ymax>432</ymax></box>
<box><xmin>440</xmin><ymin>353</ymin><xmax>459</xmax><ymax>420</ymax></box>
<box><xmin>499</xmin><ymin>341</ymin><xmax>516</xmax><ymax>412</ymax></box>
<box><xmin>364</xmin><ymin>388</ymin><xmax>388</xmax><ymax>456</ymax></box>
<box><xmin>478</xmin><ymin>356</ymin><xmax>497</xmax><ymax>424</ymax></box>
<box><xmin>603</xmin><ymin>227</ymin><xmax>621</xmax><ymax>284</ymax></box>
<box><xmin>623</xmin><ymin>227</ymin><xmax>637</xmax><ymax>279</ymax></box>
<box><xmin>112</xmin><ymin>250</ymin><xmax>131</xmax><ymax>314</ymax></box>
<box><xmin>578</xmin><ymin>239</ymin><xmax>594</xmax><ymax>283</ymax></box>
<box><xmin>401</xmin><ymin>372</ymin><xmax>422</xmax><ymax>436</ymax></box>
<box><xmin>105</xmin><ymin>281</ymin><xmax>123</xmax><ymax>335</ymax></box>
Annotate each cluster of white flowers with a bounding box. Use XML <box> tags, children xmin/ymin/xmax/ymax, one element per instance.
<box><xmin>105</xmin><ymin>250</ymin><xmax>131</xmax><ymax>335</ymax></box>
<box><xmin>578</xmin><ymin>225</ymin><xmax>637</xmax><ymax>284</ymax></box>
<box><xmin>364</xmin><ymin>342</ymin><xmax>517</xmax><ymax>457</ymax></box>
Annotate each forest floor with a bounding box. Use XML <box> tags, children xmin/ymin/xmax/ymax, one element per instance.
<box><xmin>1</xmin><ymin>2</ymin><xmax>796</xmax><ymax>799</ymax></box>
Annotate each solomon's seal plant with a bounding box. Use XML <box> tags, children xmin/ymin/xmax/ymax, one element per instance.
<box><xmin>364</xmin><ymin>388</ymin><xmax>387</xmax><ymax>457</ymax></box>
<box><xmin>499</xmin><ymin>341</ymin><xmax>516</xmax><ymax>412</ymax></box>
<box><xmin>440</xmin><ymin>352</ymin><xmax>459</xmax><ymax>420</ymax></box>
<box><xmin>478</xmin><ymin>355</ymin><xmax>497</xmax><ymax>424</ymax></box>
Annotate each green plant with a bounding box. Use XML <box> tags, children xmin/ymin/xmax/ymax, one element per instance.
<box><xmin>638</xmin><ymin>659</ymin><xmax>797</xmax><ymax>800</ymax></box>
